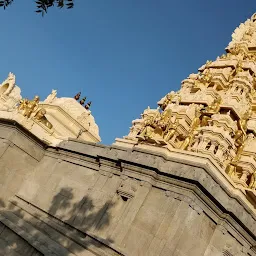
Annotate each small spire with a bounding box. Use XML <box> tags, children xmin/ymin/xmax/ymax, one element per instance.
<box><xmin>74</xmin><ymin>92</ymin><xmax>81</xmax><ymax>101</ymax></box>
<box><xmin>80</xmin><ymin>96</ymin><xmax>86</xmax><ymax>105</ymax></box>
<box><xmin>85</xmin><ymin>101</ymin><xmax>91</xmax><ymax>110</ymax></box>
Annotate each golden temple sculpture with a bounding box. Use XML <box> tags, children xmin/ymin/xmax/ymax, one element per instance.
<box><xmin>114</xmin><ymin>13</ymin><xmax>256</xmax><ymax>195</ymax></box>
<box><xmin>0</xmin><ymin>75</ymin><xmax>101</xmax><ymax>145</ymax></box>
<box><xmin>19</xmin><ymin>95</ymin><xmax>40</xmax><ymax>118</ymax></box>
<box><xmin>34</xmin><ymin>108</ymin><xmax>53</xmax><ymax>129</ymax></box>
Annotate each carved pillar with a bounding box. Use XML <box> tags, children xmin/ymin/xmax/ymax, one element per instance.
<box><xmin>209</xmin><ymin>142</ymin><xmax>216</xmax><ymax>153</ymax></box>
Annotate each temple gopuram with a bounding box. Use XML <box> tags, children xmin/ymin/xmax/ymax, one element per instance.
<box><xmin>1</xmin><ymin>13</ymin><xmax>256</xmax><ymax>256</ymax></box>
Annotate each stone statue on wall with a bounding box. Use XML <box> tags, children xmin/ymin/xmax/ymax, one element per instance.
<box><xmin>179</xmin><ymin>108</ymin><xmax>201</xmax><ymax>150</ymax></box>
<box><xmin>161</xmin><ymin>91</ymin><xmax>175</xmax><ymax>110</ymax></box>
<box><xmin>137</xmin><ymin>109</ymin><xmax>173</xmax><ymax>144</ymax></box>
<box><xmin>201</xmin><ymin>96</ymin><xmax>222</xmax><ymax>126</ymax></box>
<box><xmin>34</xmin><ymin>108</ymin><xmax>53</xmax><ymax>129</ymax></box>
<box><xmin>164</xmin><ymin>119</ymin><xmax>179</xmax><ymax>142</ymax></box>
<box><xmin>233</xmin><ymin>109</ymin><xmax>251</xmax><ymax>157</ymax></box>
<box><xmin>194</xmin><ymin>69</ymin><xmax>212</xmax><ymax>89</ymax></box>
<box><xmin>19</xmin><ymin>95</ymin><xmax>40</xmax><ymax>118</ymax></box>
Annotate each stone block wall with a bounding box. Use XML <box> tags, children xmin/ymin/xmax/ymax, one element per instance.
<box><xmin>0</xmin><ymin>222</ymin><xmax>42</xmax><ymax>256</ymax></box>
<box><xmin>0</xmin><ymin>120</ymin><xmax>255</xmax><ymax>255</ymax></box>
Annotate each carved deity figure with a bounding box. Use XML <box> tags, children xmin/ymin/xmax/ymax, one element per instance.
<box><xmin>249</xmin><ymin>172</ymin><xmax>256</xmax><ymax>189</ymax></box>
<box><xmin>179</xmin><ymin>133</ymin><xmax>195</xmax><ymax>150</ymax></box>
<box><xmin>23</xmin><ymin>96</ymin><xmax>40</xmax><ymax>118</ymax></box>
<box><xmin>164</xmin><ymin>119</ymin><xmax>179</xmax><ymax>142</ymax></box>
<box><xmin>137</xmin><ymin>109</ymin><xmax>172</xmax><ymax>143</ymax></box>
<box><xmin>34</xmin><ymin>108</ymin><xmax>53</xmax><ymax>129</ymax></box>
<box><xmin>194</xmin><ymin>69</ymin><xmax>212</xmax><ymax>89</ymax></box>
<box><xmin>161</xmin><ymin>91</ymin><xmax>175</xmax><ymax>110</ymax></box>
<box><xmin>201</xmin><ymin>96</ymin><xmax>222</xmax><ymax>126</ymax></box>
<box><xmin>154</xmin><ymin>109</ymin><xmax>172</xmax><ymax>139</ymax></box>
<box><xmin>179</xmin><ymin>108</ymin><xmax>201</xmax><ymax>150</ymax></box>
<box><xmin>137</xmin><ymin>113</ymin><xmax>160</xmax><ymax>140</ymax></box>
<box><xmin>242</xmin><ymin>27</ymin><xmax>254</xmax><ymax>42</ymax></box>
<box><xmin>226</xmin><ymin>161</ymin><xmax>238</xmax><ymax>177</ymax></box>
<box><xmin>233</xmin><ymin>109</ymin><xmax>251</xmax><ymax>158</ymax></box>
<box><xmin>229</xmin><ymin>44</ymin><xmax>243</xmax><ymax>56</ymax></box>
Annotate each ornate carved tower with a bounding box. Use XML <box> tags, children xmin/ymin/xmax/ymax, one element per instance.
<box><xmin>115</xmin><ymin>13</ymin><xmax>256</xmax><ymax>196</ymax></box>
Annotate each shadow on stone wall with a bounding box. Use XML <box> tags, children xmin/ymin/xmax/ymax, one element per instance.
<box><xmin>0</xmin><ymin>187</ymin><xmax>118</xmax><ymax>256</ymax></box>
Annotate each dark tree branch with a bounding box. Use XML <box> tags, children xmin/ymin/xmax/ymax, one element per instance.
<box><xmin>0</xmin><ymin>0</ymin><xmax>74</xmax><ymax>15</ymax></box>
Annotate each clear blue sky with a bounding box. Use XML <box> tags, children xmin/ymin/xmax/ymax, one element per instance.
<box><xmin>0</xmin><ymin>1</ymin><xmax>255</xmax><ymax>144</ymax></box>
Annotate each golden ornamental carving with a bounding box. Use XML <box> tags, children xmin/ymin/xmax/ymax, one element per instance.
<box><xmin>121</xmin><ymin>14</ymin><xmax>256</xmax><ymax>193</ymax></box>
<box><xmin>17</xmin><ymin>95</ymin><xmax>53</xmax><ymax>130</ymax></box>
<box><xmin>34</xmin><ymin>108</ymin><xmax>53</xmax><ymax>129</ymax></box>
<box><xmin>201</xmin><ymin>96</ymin><xmax>222</xmax><ymax>127</ymax></box>
<box><xmin>18</xmin><ymin>95</ymin><xmax>40</xmax><ymax>118</ymax></box>
<box><xmin>137</xmin><ymin>109</ymin><xmax>173</xmax><ymax>144</ymax></box>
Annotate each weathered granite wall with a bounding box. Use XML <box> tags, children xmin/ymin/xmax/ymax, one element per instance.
<box><xmin>0</xmin><ymin>120</ymin><xmax>256</xmax><ymax>256</ymax></box>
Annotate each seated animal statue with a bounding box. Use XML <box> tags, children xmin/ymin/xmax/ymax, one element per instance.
<box><xmin>34</xmin><ymin>108</ymin><xmax>53</xmax><ymax>129</ymax></box>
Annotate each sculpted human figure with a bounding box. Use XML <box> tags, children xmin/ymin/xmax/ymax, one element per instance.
<box><xmin>164</xmin><ymin>119</ymin><xmax>179</xmax><ymax>142</ymax></box>
<box><xmin>233</xmin><ymin>109</ymin><xmax>251</xmax><ymax>159</ymax></box>
<box><xmin>201</xmin><ymin>96</ymin><xmax>222</xmax><ymax>126</ymax></box>
<box><xmin>249</xmin><ymin>172</ymin><xmax>256</xmax><ymax>189</ymax></box>
<box><xmin>179</xmin><ymin>108</ymin><xmax>201</xmax><ymax>150</ymax></box>
<box><xmin>226</xmin><ymin>161</ymin><xmax>238</xmax><ymax>177</ymax></box>
<box><xmin>23</xmin><ymin>95</ymin><xmax>40</xmax><ymax>118</ymax></box>
<box><xmin>194</xmin><ymin>69</ymin><xmax>212</xmax><ymax>89</ymax></box>
<box><xmin>153</xmin><ymin>109</ymin><xmax>172</xmax><ymax>140</ymax></box>
<box><xmin>137</xmin><ymin>109</ymin><xmax>172</xmax><ymax>142</ymax></box>
<box><xmin>161</xmin><ymin>91</ymin><xmax>175</xmax><ymax>110</ymax></box>
<box><xmin>137</xmin><ymin>114</ymin><xmax>159</xmax><ymax>140</ymax></box>
<box><xmin>34</xmin><ymin>108</ymin><xmax>53</xmax><ymax>129</ymax></box>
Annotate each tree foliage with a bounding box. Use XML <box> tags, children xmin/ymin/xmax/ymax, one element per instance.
<box><xmin>0</xmin><ymin>0</ymin><xmax>74</xmax><ymax>15</ymax></box>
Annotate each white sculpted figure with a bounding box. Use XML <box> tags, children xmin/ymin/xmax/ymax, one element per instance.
<box><xmin>0</xmin><ymin>72</ymin><xmax>16</xmax><ymax>96</ymax></box>
<box><xmin>44</xmin><ymin>89</ymin><xmax>57</xmax><ymax>103</ymax></box>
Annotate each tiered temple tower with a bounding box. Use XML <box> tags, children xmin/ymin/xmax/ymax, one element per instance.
<box><xmin>115</xmin><ymin>13</ymin><xmax>256</xmax><ymax>199</ymax></box>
